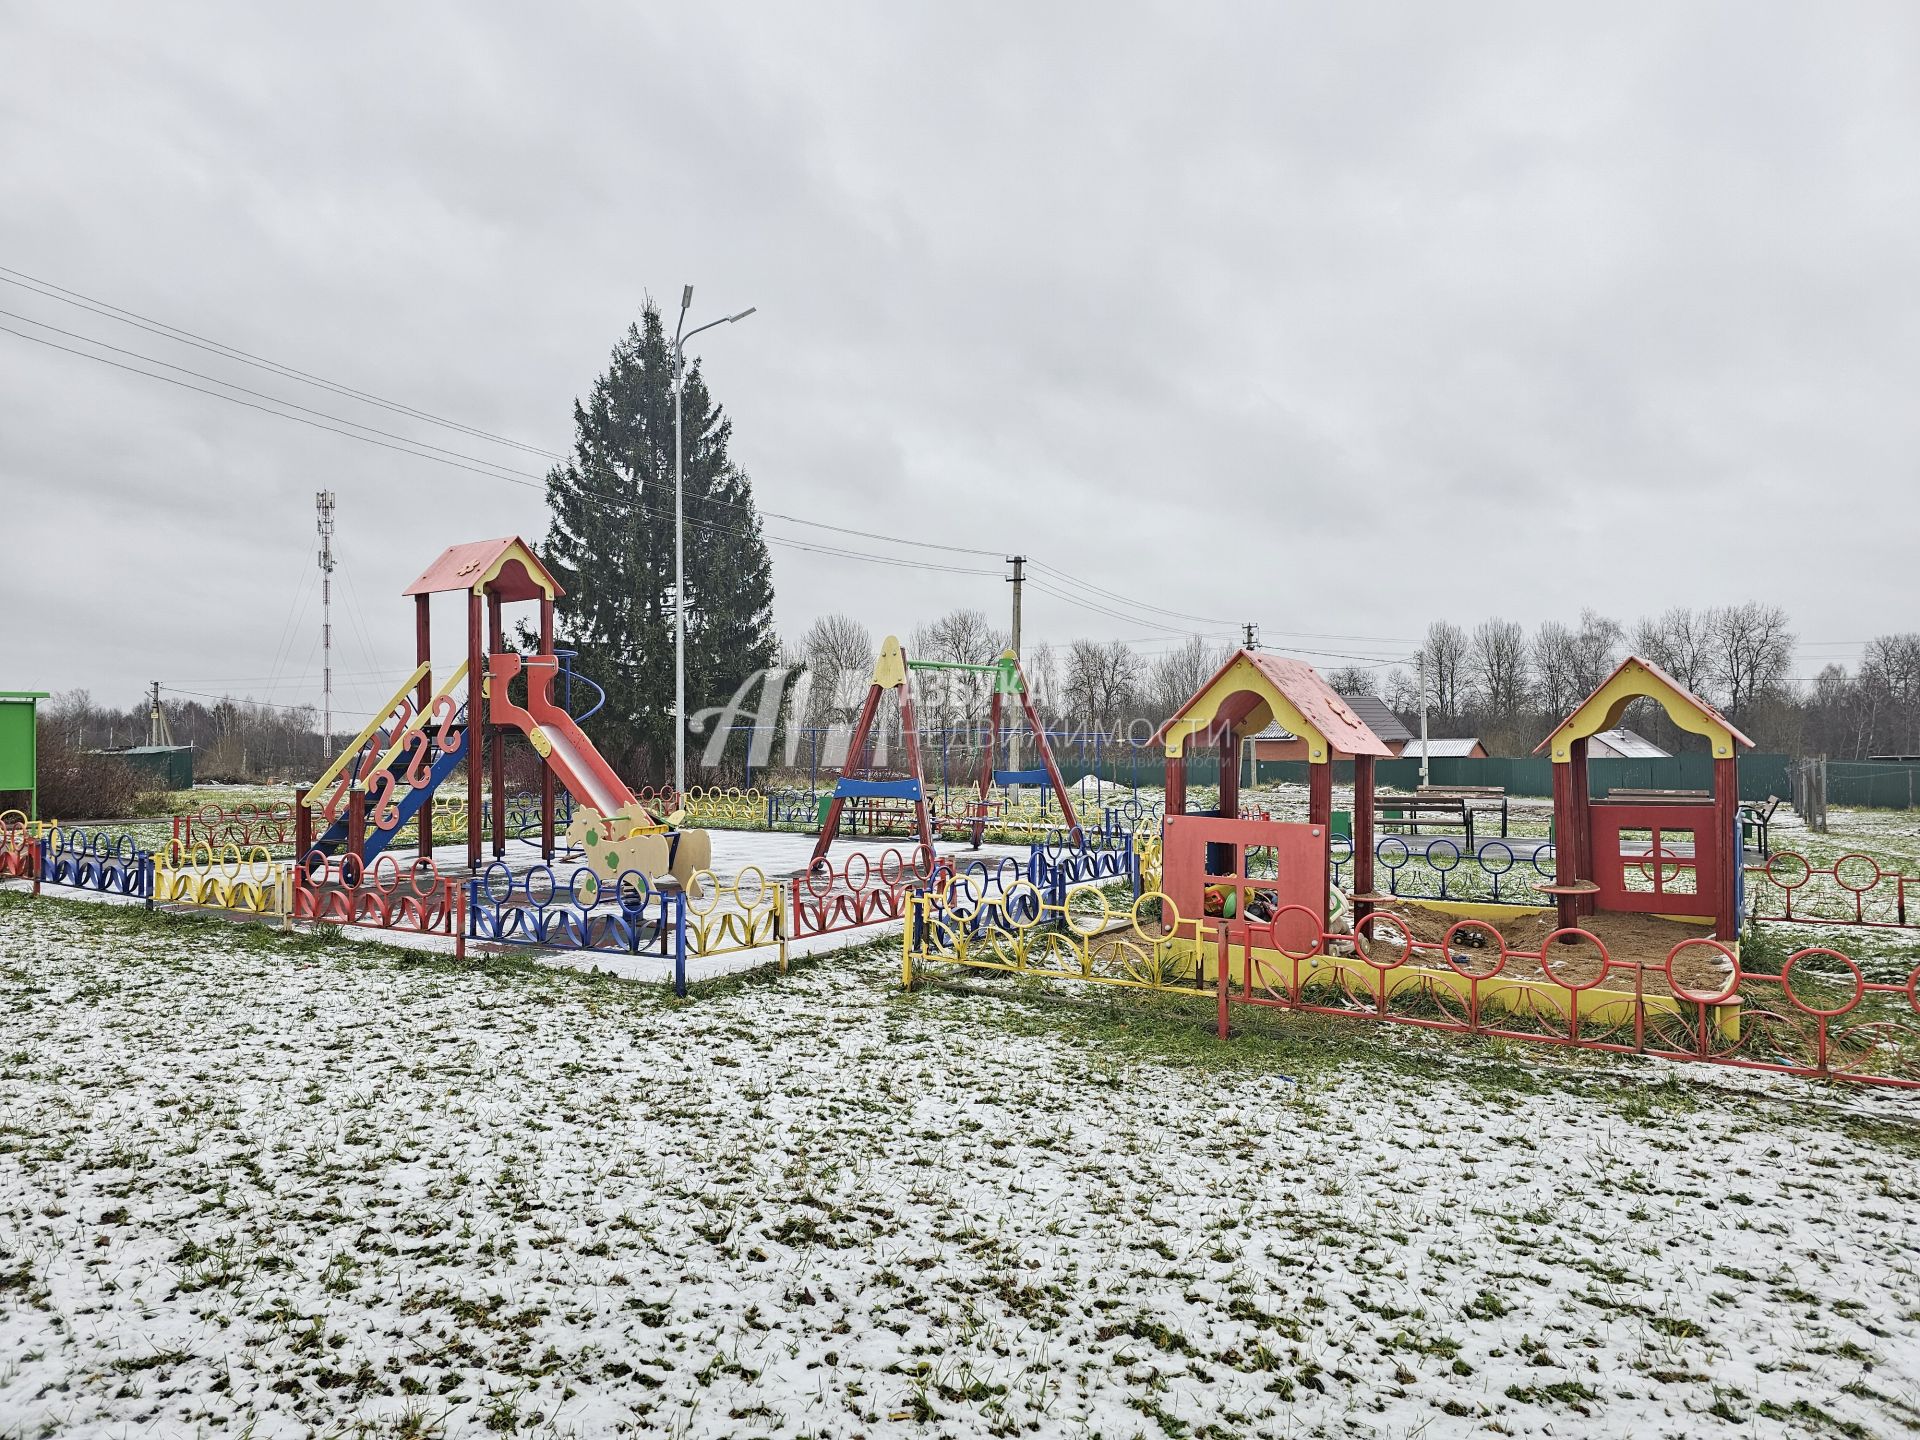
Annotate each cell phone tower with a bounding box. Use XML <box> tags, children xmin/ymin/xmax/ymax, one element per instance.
<box><xmin>316</xmin><ymin>491</ymin><xmax>337</xmax><ymax>760</ymax></box>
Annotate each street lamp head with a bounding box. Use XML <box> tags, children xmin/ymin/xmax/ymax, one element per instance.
<box><xmin>729</xmin><ymin>307</ymin><xmax>757</xmax><ymax>323</ymax></box>
<box><xmin>680</xmin><ymin>285</ymin><xmax>694</xmax><ymax>312</ymax></box>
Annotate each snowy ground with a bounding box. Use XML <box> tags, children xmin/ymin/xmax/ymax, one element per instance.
<box><xmin>2</xmin><ymin>890</ymin><xmax>1917</xmax><ymax>1438</ymax></box>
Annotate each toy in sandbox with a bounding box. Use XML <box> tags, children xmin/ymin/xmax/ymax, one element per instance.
<box><xmin>810</xmin><ymin>635</ymin><xmax>1080</xmax><ymax>867</ymax></box>
<box><xmin>293</xmin><ymin>536</ymin><xmax>709</xmax><ymax>893</ymax></box>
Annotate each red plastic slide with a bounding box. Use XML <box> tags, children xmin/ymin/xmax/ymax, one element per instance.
<box><xmin>486</xmin><ymin>653</ymin><xmax>636</xmax><ymax>818</ymax></box>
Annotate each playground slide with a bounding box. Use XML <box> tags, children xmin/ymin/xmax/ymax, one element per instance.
<box><xmin>487</xmin><ymin>653</ymin><xmax>636</xmax><ymax>819</ymax></box>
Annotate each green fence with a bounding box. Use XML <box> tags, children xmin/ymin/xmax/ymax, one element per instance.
<box><xmin>1826</xmin><ymin>761</ymin><xmax>1920</xmax><ymax>809</ymax></box>
<box><xmin>1249</xmin><ymin>752</ymin><xmax>1796</xmax><ymax>803</ymax></box>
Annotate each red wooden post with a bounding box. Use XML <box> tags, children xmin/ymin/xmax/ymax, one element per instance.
<box><xmin>1713</xmin><ymin>754</ymin><xmax>1739</xmax><ymax>940</ymax></box>
<box><xmin>1353</xmin><ymin>753</ymin><xmax>1375</xmax><ymax>927</ymax></box>
<box><xmin>467</xmin><ymin>591</ymin><xmax>483</xmax><ymax>872</ymax></box>
<box><xmin>347</xmin><ymin>785</ymin><xmax>367</xmax><ymax>874</ymax></box>
<box><xmin>1551</xmin><ymin>757</ymin><xmax>1578</xmax><ymax>930</ymax></box>
<box><xmin>294</xmin><ymin>786</ymin><xmax>312</xmax><ymax>858</ymax></box>
<box><xmin>1570</xmin><ymin>737</ymin><xmax>1595</xmax><ymax>920</ymax></box>
<box><xmin>416</xmin><ymin>594</ymin><xmax>434</xmax><ymax>862</ymax></box>
<box><xmin>1218</xmin><ymin>728</ymin><xmax>1240</xmax><ymax>820</ymax></box>
<box><xmin>1166</xmin><ymin>750</ymin><xmax>1187</xmax><ymax>818</ymax></box>
<box><xmin>1307</xmin><ymin>759</ymin><xmax>1332</xmax><ymax>828</ymax></box>
<box><xmin>539</xmin><ymin>595</ymin><xmax>556</xmax><ymax>859</ymax></box>
<box><xmin>488</xmin><ymin>591</ymin><xmax>507</xmax><ymax>859</ymax></box>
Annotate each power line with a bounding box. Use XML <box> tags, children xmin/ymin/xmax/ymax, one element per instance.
<box><xmin>0</xmin><ymin>264</ymin><xmax>562</xmax><ymax>461</ymax></box>
<box><xmin>0</xmin><ymin>317</ymin><xmax>1006</xmax><ymax>582</ymax></box>
<box><xmin>0</xmin><ymin>307</ymin><xmax>543</xmax><ymax>480</ymax></box>
<box><xmin>0</xmin><ymin>322</ymin><xmax>558</xmax><ymax>484</ymax></box>
<box><xmin>5</xmin><ymin>263</ymin><xmax>1007</xmax><ymax>561</ymax></box>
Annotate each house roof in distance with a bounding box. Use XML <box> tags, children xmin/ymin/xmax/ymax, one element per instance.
<box><xmin>1590</xmin><ymin>728</ymin><xmax>1670</xmax><ymax>759</ymax></box>
<box><xmin>1339</xmin><ymin>693</ymin><xmax>1413</xmax><ymax>746</ymax></box>
<box><xmin>1255</xmin><ymin>692</ymin><xmax>1413</xmax><ymax>747</ymax></box>
<box><xmin>1407</xmin><ymin>737</ymin><xmax>1483</xmax><ymax>758</ymax></box>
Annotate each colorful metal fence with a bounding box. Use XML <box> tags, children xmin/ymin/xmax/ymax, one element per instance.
<box><xmin>789</xmin><ymin>847</ymin><xmax>935</xmax><ymax>941</ymax></box>
<box><xmin>292</xmin><ymin>851</ymin><xmax>464</xmax><ymax>949</ymax></box>
<box><xmin>902</xmin><ymin>887</ymin><xmax>1920</xmax><ymax>1088</ymax></box>
<box><xmin>1332</xmin><ymin>833</ymin><xmax>1558</xmax><ymax>906</ymax></box>
<box><xmin>1745</xmin><ymin>851</ymin><xmax>1918</xmax><ymax>930</ymax></box>
<box><xmin>173</xmin><ymin>804</ymin><xmax>296</xmax><ymax>852</ymax></box>
<box><xmin>683</xmin><ymin>867</ymin><xmax>784</xmax><ymax>965</ymax></box>
<box><xmin>154</xmin><ymin>841</ymin><xmax>287</xmax><ymax>916</ymax></box>
<box><xmin>464</xmin><ymin>862</ymin><xmax>689</xmax><ymax>992</ymax></box>
<box><xmin>38</xmin><ymin>827</ymin><xmax>154</xmax><ymax>902</ymax></box>
<box><xmin>905</xmin><ymin>888</ymin><xmax>1210</xmax><ymax>995</ymax></box>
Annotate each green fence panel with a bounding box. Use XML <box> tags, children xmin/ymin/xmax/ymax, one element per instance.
<box><xmin>1827</xmin><ymin>762</ymin><xmax>1920</xmax><ymax>809</ymax></box>
<box><xmin>1248</xmin><ymin>752</ymin><xmax>1797</xmax><ymax>802</ymax></box>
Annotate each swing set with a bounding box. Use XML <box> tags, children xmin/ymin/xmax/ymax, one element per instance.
<box><xmin>809</xmin><ymin>636</ymin><xmax>1081</xmax><ymax>866</ymax></box>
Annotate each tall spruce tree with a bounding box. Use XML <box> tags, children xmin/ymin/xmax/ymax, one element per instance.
<box><xmin>541</xmin><ymin>303</ymin><xmax>777</xmax><ymax>782</ymax></box>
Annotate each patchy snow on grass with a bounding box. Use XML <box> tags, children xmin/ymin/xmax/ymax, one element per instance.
<box><xmin>1</xmin><ymin>891</ymin><xmax>1917</xmax><ymax>1439</ymax></box>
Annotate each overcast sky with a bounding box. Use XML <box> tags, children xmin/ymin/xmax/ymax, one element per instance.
<box><xmin>2</xmin><ymin>2</ymin><xmax>1914</xmax><ymax>724</ymax></box>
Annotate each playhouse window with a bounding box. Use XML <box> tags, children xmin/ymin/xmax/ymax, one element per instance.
<box><xmin>1619</xmin><ymin>827</ymin><xmax>1697</xmax><ymax>894</ymax></box>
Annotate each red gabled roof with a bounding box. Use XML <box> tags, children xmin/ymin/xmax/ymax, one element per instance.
<box><xmin>1153</xmin><ymin>649</ymin><xmax>1393</xmax><ymax>758</ymax></box>
<box><xmin>402</xmin><ymin>537</ymin><xmax>562</xmax><ymax>602</ymax></box>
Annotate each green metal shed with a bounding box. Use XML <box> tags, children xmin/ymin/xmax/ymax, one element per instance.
<box><xmin>0</xmin><ymin>691</ymin><xmax>49</xmax><ymax>818</ymax></box>
<box><xmin>107</xmin><ymin>745</ymin><xmax>196</xmax><ymax>792</ymax></box>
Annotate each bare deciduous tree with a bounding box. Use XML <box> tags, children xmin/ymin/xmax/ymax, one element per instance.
<box><xmin>1711</xmin><ymin>602</ymin><xmax>1794</xmax><ymax>722</ymax></box>
<box><xmin>1468</xmin><ymin>618</ymin><xmax>1531</xmax><ymax>718</ymax></box>
<box><xmin>1569</xmin><ymin>609</ymin><xmax>1625</xmax><ymax>697</ymax></box>
<box><xmin>1324</xmin><ymin>665</ymin><xmax>1379</xmax><ymax>697</ymax></box>
<box><xmin>1418</xmin><ymin>621</ymin><xmax>1470</xmax><ymax>722</ymax></box>
<box><xmin>798</xmin><ymin>613</ymin><xmax>873</xmax><ymax>726</ymax></box>
<box><xmin>1632</xmin><ymin>606</ymin><xmax>1715</xmax><ymax>696</ymax></box>
<box><xmin>1145</xmin><ymin>636</ymin><xmax>1228</xmax><ymax>724</ymax></box>
<box><xmin>1064</xmin><ymin>639</ymin><xmax>1142</xmax><ymax>731</ymax></box>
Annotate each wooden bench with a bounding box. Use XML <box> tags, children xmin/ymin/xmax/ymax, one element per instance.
<box><xmin>1374</xmin><ymin>797</ymin><xmax>1474</xmax><ymax>847</ymax></box>
<box><xmin>1741</xmin><ymin>796</ymin><xmax>1781</xmax><ymax>858</ymax></box>
<box><xmin>1418</xmin><ymin>784</ymin><xmax>1509</xmax><ymax>838</ymax></box>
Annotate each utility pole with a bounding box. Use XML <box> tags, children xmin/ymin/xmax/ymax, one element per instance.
<box><xmin>316</xmin><ymin>491</ymin><xmax>337</xmax><ymax>762</ymax></box>
<box><xmin>147</xmin><ymin>681</ymin><xmax>172</xmax><ymax>747</ymax></box>
<box><xmin>1243</xmin><ymin>623</ymin><xmax>1259</xmax><ymax>650</ymax></box>
<box><xmin>1006</xmin><ymin>555</ymin><xmax>1025</xmax><ymax>774</ymax></box>
<box><xmin>1417</xmin><ymin>651</ymin><xmax>1431</xmax><ymax>787</ymax></box>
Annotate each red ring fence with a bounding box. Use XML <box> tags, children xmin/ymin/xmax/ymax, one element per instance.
<box><xmin>789</xmin><ymin>846</ymin><xmax>937</xmax><ymax>941</ymax></box>
<box><xmin>1214</xmin><ymin>909</ymin><xmax>1920</xmax><ymax>1088</ymax></box>
<box><xmin>291</xmin><ymin>850</ymin><xmax>464</xmax><ymax>952</ymax></box>
<box><xmin>174</xmin><ymin>804</ymin><xmax>297</xmax><ymax>852</ymax></box>
<box><xmin>1746</xmin><ymin>850</ymin><xmax>1917</xmax><ymax>929</ymax></box>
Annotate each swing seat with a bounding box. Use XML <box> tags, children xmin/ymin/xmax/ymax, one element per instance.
<box><xmin>833</xmin><ymin>778</ymin><xmax>923</xmax><ymax>801</ymax></box>
<box><xmin>992</xmin><ymin>769</ymin><xmax>1051</xmax><ymax>787</ymax></box>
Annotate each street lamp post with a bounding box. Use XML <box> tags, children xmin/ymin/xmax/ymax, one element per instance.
<box><xmin>671</xmin><ymin>287</ymin><xmax>756</xmax><ymax>798</ymax></box>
